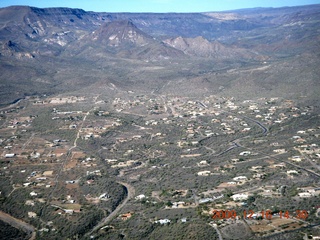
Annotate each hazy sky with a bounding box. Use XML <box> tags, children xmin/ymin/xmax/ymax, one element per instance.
<box><xmin>0</xmin><ymin>0</ymin><xmax>319</xmax><ymax>12</ymax></box>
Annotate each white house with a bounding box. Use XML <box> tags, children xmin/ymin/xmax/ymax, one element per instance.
<box><xmin>181</xmin><ymin>218</ymin><xmax>187</xmax><ymax>223</ymax></box>
<box><xmin>172</xmin><ymin>201</ymin><xmax>185</xmax><ymax>208</ymax></box>
<box><xmin>298</xmin><ymin>192</ymin><xmax>312</xmax><ymax>198</ymax></box>
<box><xmin>197</xmin><ymin>171</ymin><xmax>211</xmax><ymax>176</ymax></box>
<box><xmin>5</xmin><ymin>153</ymin><xmax>15</xmax><ymax>158</ymax></box>
<box><xmin>64</xmin><ymin>209</ymin><xmax>74</xmax><ymax>214</ymax></box>
<box><xmin>233</xmin><ymin>176</ymin><xmax>248</xmax><ymax>182</ymax></box>
<box><xmin>30</xmin><ymin>191</ymin><xmax>38</xmax><ymax>197</ymax></box>
<box><xmin>297</xmin><ymin>130</ymin><xmax>306</xmax><ymax>134</ymax></box>
<box><xmin>227</xmin><ymin>181</ymin><xmax>237</xmax><ymax>185</ymax></box>
<box><xmin>231</xmin><ymin>193</ymin><xmax>248</xmax><ymax>201</ymax></box>
<box><xmin>99</xmin><ymin>193</ymin><xmax>110</xmax><ymax>199</ymax></box>
<box><xmin>198</xmin><ymin>160</ymin><xmax>208</xmax><ymax>166</ymax></box>
<box><xmin>291</xmin><ymin>156</ymin><xmax>302</xmax><ymax>162</ymax></box>
<box><xmin>28</xmin><ymin>212</ymin><xmax>37</xmax><ymax>218</ymax></box>
<box><xmin>155</xmin><ymin>219</ymin><xmax>171</xmax><ymax>224</ymax></box>
<box><xmin>287</xmin><ymin>170</ymin><xmax>299</xmax><ymax>175</ymax></box>
<box><xmin>273</xmin><ymin>149</ymin><xmax>286</xmax><ymax>154</ymax></box>
<box><xmin>135</xmin><ymin>194</ymin><xmax>146</xmax><ymax>200</ymax></box>
<box><xmin>199</xmin><ymin>198</ymin><xmax>213</xmax><ymax>204</ymax></box>
<box><xmin>239</xmin><ymin>151</ymin><xmax>251</xmax><ymax>156</ymax></box>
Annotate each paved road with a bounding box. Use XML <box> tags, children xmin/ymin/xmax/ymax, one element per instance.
<box><xmin>243</xmin><ymin>116</ymin><xmax>269</xmax><ymax>135</ymax></box>
<box><xmin>0</xmin><ymin>98</ymin><xmax>24</xmax><ymax>111</ymax></box>
<box><xmin>199</xmin><ymin>102</ymin><xmax>269</xmax><ymax>157</ymax></box>
<box><xmin>210</xmin><ymin>223</ymin><xmax>223</xmax><ymax>240</ymax></box>
<box><xmin>85</xmin><ymin>181</ymin><xmax>135</xmax><ymax>237</ymax></box>
<box><xmin>0</xmin><ymin>211</ymin><xmax>36</xmax><ymax>240</ymax></box>
<box><xmin>301</xmin><ymin>152</ymin><xmax>320</xmax><ymax>171</ymax></box>
<box><xmin>215</xmin><ymin>142</ymin><xmax>241</xmax><ymax>156</ymax></box>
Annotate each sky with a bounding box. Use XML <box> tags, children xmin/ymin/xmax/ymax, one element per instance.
<box><xmin>0</xmin><ymin>0</ymin><xmax>319</xmax><ymax>12</ymax></box>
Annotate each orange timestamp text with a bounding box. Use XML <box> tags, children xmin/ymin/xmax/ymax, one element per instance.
<box><xmin>212</xmin><ymin>209</ymin><xmax>308</xmax><ymax>220</ymax></box>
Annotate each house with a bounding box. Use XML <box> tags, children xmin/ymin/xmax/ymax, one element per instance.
<box><xmin>181</xmin><ymin>218</ymin><xmax>187</xmax><ymax>223</ymax></box>
<box><xmin>155</xmin><ymin>219</ymin><xmax>171</xmax><ymax>224</ymax></box>
<box><xmin>199</xmin><ymin>198</ymin><xmax>213</xmax><ymax>204</ymax></box>
<box><xmin>254</xmin><ymin>173</ymin><xmax>266</xmax><ymax>179</ymax></box>
<box><xmin>239</xmin><ymin>151</ymin><xmax>251</xmax><ymax>156</ymax></box>
<box><xmin>135</xmin><ymin>194</ymin><xmax>146</xmax><ymax>200</ymax></box>
<box><xmin>297</xmin><ymin>130</ymin><xmax>306</xmax><ymax>134</ymax></box>
<box><xmin>107</xmin><ymin>159</ymin><xmax>118</xmax><ymax>164</ymax></box>
<box><xmin>28</xmin><ymin>212</ymin><xmax>37</xmax><ymax>218</ymax></box>
<box><xmin>298</xmin><ymin>187</ymin><xmax>316</xmax><ymax>193</ymax></box>
<box><xmin>273</xmin><ymin>149</ymin><xmax>286</xmax><ymax>154</ymax></box>
<box><xmin>298</xmin><ymin>192</ymin><xmax>312</xmax><ymax>198</ymax></box>
<box><xmin>121</xmin><ymin>212</ymin><xmax>133</xmax><ymax>220</ymax></box>
<box><xmin>227</xmin><ymin>181</ymin><xmax>237</xmax><ymax>185</ymax></box>
<box><xmin>99</xmin><ymin>193</ymin><xmax>110</xmax><ymax>199</ymax></box>
<box><xmin>250</xmin><ymin>166</ymin><xmax>263</xmax><ymax>171</ymax></box>
<box><xmin>30</xmin><ymin>191</ymin><xmax>38</xmax><ymax>196</ymax></box>
<box><xmin>287</xmin><ymin>170</ymin><xmax>299</xmax><ymax>175</ymax></box>
<box><xmin>55</xmin><ymin>209</ymin><xmax>64</xmax><ymax>215</ymax></box>
<box><xmin>172</xmin><ymin>201</ymin><xmax>185</xmax><ymax>208</ymax></box>
<box><xmin>273</xmin><ymin>163</ymin><xmax>286</xmax><ymax>169</ymax></box>
<box><xmin>5</xmin><ymin>153</ymin><xmax>15</xmax><ymax>158</ymax></box>
<box><xmin>242</xmin><ymin>128</ymin><xmax>251</xmax><ymax>132</ymax></box>
<box><xmin>30</xmin><ymin>152</ymin><xmax>40</xmax><ymax>159</ymax></box>
<box><xmin>197</xmin><ymin>171</ymin><xmax>211</xmax><ymax>176</ymax></box>
<box><xmin>25</xmin><ymin>200</ymin><xmax>35</xmax><ymax>206</ymax></box>
<box><xmin>233</xmin><ymin>176</ymin><xmax>248</xmax><ymax>182</ymax></box>
<box><xmin>64</xmin><ymin>209</ymin><xmax>74</xmax><ymax>214</ymax></box>
<box><xmin>290</xmin><ymin>156</ymin><xmax>302</xmax><ymax>162</ymax></box>
<box><xmin>36</xmin><ymin>177</ymin><xmax>47</xmax><ymax>181</ymax></box>
<box><xmin>231</xmin><ymin>193</ymin><xmax>248</xmax><ymax>201</ymax></box>
<box><xmin>292</xmin><ymin>136</ymin><xmax>301</xmax><ymax>139</ymax></box>
<box><xmin>65</xmin><ymin>180</ymin><xmax>75</xmax><ymax>184</ymax></box>
<box><xmin>87</xmin><ymin>180</ymin><xmax>94</xmax><ymax>185</ymax></box>
<box><xmin>198</xmin><ymin>160</ymin><xmax>208</xmax><ymax>166</ymax></box>
<box><xmin>295</xmin><ymin>138</ymin><xmax>306</xmax><ymax>143</ymax></box>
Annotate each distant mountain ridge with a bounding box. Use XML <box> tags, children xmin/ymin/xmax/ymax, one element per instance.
<box><xmin>0</xmin><ymin>4</ymin><xmax>319</xmax><ymax>105</ymax></box>
<box><xmin>0</xmin><ymin>4</ymin><xmax>319</xmax><ymax>59</ymax></box>
<box><xmin>71</xmin><ymin>19</ymin><xmax>186</xmax><ymax>60</ymax></box>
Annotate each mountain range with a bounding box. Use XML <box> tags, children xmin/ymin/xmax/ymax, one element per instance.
<box><xmin>0</xmin><ymin>5</ymin><xmax>319</xmax><ymax>105</ymax></box>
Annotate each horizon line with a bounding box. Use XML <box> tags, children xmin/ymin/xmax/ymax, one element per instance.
<box><xmin>1</xmin><ymin>3</ymin><xmax>319</xmax><ymax>14</ymax></box>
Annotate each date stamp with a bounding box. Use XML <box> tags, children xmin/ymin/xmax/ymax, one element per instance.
<box><xmin>212</xmin><ymin>209</ymin><xmax>308</xmax><ymax>220</ymax></box>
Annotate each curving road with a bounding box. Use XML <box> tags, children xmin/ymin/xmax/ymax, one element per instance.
<box><xmin>84</xmin><ymin>181</ymin><xmax>135</xmax><ymax>237</ymax></box>
<box><xmin>242</xmin><ymin>116</ymin><xmax>268</xmax><ymax>135</ymax></box>
<box><xmin>0</xmin><ymin>211</ymin><xmax>36</xmax><ymax>240</ymax></box>
<box><xmin>199</xmin><ymin>102</ymin><xmax>269</xmax><ymax>157</ymax></box>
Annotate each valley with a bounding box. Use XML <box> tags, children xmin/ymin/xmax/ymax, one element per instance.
<box><xmin>1</xmin><ymin>87</ymin><xmax>319</xmax><ymax>239</ymax></box>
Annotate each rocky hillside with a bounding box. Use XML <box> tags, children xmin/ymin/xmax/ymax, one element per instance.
<box><xmin>1</xmin><ymin>5</ymin><xmax>319</xmax><ymax>59</ymax></box>
<box><xmin>0</xmin><ymin>4</ymin><xmax>319</xmax><ymax>105</ymax></box>
<box><xmin>163</xmin><ymin>36</ymin><xmax>263</xmax><ymax>60</ymax></box>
